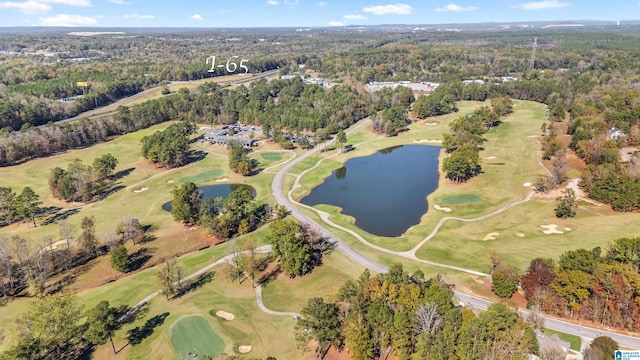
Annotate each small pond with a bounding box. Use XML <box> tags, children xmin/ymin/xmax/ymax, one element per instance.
<box><xmin>162</xmin><ymin>184</ymin><xmax>255</xmax><ymax>212</ymax></box>
<box><xmin>301</xmin><ymin>145</ymin><xmax>440</xmax><ymax>237</ymax></box>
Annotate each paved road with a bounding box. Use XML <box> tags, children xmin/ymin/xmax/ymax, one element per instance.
<box><xmin>51</xmin><ymin>69</ymin><xmax>279</xmax><ymax>126</ymax></box>
<box><xmin>271</xmin><ymin>120</ymin><xmax>389</xmax><ymax>274</ymax></box>
<box><xmin>255</xmin><ymin>285</ymin><xmax>302</xmax><ymax>318</ymax></box>
<box><xmin>455</xmin><ymin>291</ymin><xmax>640</xmax><ymax>349</ymax></box>
<box><xmin>270</xmin><ymin>120</ymin><xmax>640</xmax><ymax>349</ymax></box>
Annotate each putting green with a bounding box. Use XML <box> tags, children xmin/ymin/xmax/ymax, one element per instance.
<box><xmin>178</xmin><ymin>170</ymin><xmax>224</xmax><ymax>183</ymax></box>
<box><xmin>260</xmin><ymin>152</ymin><xmax>283</xmax><ymax>161</ymax></box>
<box><xmin>171</xmin><ymin>315</ymin><xmax>225</xmax><ymax>358</ymax></box>
<box><xmin>440</xmin><ymin>194</ymin><xmax>483</xmax><ymax>204</ymax></box>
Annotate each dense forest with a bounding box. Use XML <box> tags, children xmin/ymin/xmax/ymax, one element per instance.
<box><xmin>521</xmin><ymin>237</ymin><xmax>640</xmax><ymax>331</ymax></box>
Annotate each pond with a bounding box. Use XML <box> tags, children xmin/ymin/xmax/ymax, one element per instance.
<box><xmin>162</xmin><ymin>184</ymin><xmax>255</xmax><ymax>212</ymax></box>
<box><xmin>301</xmin><ymin>145</ymin><xmax>440</xmax><ymax>237</ymax></box>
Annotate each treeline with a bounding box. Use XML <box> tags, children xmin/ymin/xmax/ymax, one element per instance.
<box><xmin>441</xmin><ymin>98</ymin><xmax>513</xmax><ymax>183</ymax></box>
<box><xmin>0</xmin><ymin>78</ymin><xmax>373</xmax><ymax>167</ymax></box>
<box><xmin>521</xmin><ymin>237</ymin><xmax>640</xmax><ymax>331</ymax></box>
<box><xmin>370</xmin><ymin>86</ymin><xmax>415</xmax><ymax>135</ymax></box>
<box><xmin>297</xmin><ymin>265</ymin><xmax>539</xmax><ymax>360</ymax></box>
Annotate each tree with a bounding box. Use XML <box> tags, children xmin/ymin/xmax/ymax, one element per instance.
<box><xmin>14</xmin><ymin>296</ymin><xmax>83</xmax><ymax>358</ymax></box>
<box><xmin>583</xmin><ymin>336</ymin><xmax>618</xmax><ymax>360</ymax></box>
<box><xmin>492</xmin><ymin>264</ymin><xmax>520</xmax><ymax>299</ymax></box>
<box><xmin>297</xmin><ymin>297</ymin><xmax>343</xmax><ymax>358</ymax></box>
<box><xmin>555</xmin><ymin>188</ymin><xmax>577</xmax><ymax>218</ymax></box>
<box><xmin>336</xmin><ymin>129</ymin><xmax>347</xmax><ymax>152</ymax></box>
<box><xmin>79</xmin><ymin>216</ymin><xmax>98</xmax><ymax>257</ymax></box>
<box><xmin>413</xmin><ymin>302</ymin><xmax>444</xmax><ymax>336</ymax></box>
<box><xmin>268</xmin><ymin>219</ymin><xmax>314</xmax><ymax>277</ymax></box>
<box><xmin>521</xmin><ymin>258</ymin><xmax>556</xmax><ymax>304</ymax></box>
<box><xmin>170</xmin><ymin>182</ymin><xmax>200</xmax><ymax>224</ymax></box>
<box><xmin>157</xmin><ymin>258</ymin><xmax>182</xmax><ymax>300</ymax></box>
<box><xmin>228</xmin><ymin>140</ymin><xmax>257</xmax><ymax>176</ymax></box>
<box><xmin>0</xmin><ymin>187</ymin><xmax>17</xmax><ymax>225</ymax></box>
<box><xmin>14</xmin><ymin>186</ymin><xmax>41</xmax><ymax>227</ymax></box>
<box><xmin>115</xmin><ymin>215</ymin><xmax>143</xmax><ymax>245</ymax></box>
<box><xmin>442</xmin><ymin>145</ymin><xmax>480</xmax><ymax>183</ymax></box>
<box><xmin>84</xmin><ymin>300</ymin><xmax>119</xmax><ymax>354</ymax></box>
<box><xmin>92</xmin><ymin>153</ymin><xmax>118</xmax><ymax>180</ymax></box>
<box><xmin>110</xmin><ymin>245</ymin><xmax>129</xmax><ymax>272</ymax></box>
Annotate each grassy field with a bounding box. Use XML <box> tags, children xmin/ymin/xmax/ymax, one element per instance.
<box><xmin>544</xmin><ymin>329</ymin><xmax>582</xmax><ymax>351</ymax></box>
<box><xmin>178</xmin><ymin>170</ymin><xmax>225</xmax><ymax>183</ymax></box>
<box><xmin>171</xmin><ymin>315</ymin><xmax>225</xmax><ymax>358</ymax></box>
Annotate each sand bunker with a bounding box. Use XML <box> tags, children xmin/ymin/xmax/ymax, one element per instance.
<box><xmin>133</xmin><ymin>187</ymin><xmax>148</xmax><ymax>193</ymax></box>
<box><xmin>433</xmin><ymin>204</ymin><xmax>452</xmax><ymax>212</ymax></box>
<box><xmin>216</xmin><ymin>311</ymin><xmax>235</xmax><ymax>321</ymax></box>
<box><xmin>413</xmin><ymin>139</ymin><xmax>442</xmax><ymax>143</ymax></box>
<box><xmin>215</xmin><ymin>177</ymin><xmax>229</xmax><ymax>182</ymax></box>
<box><xmin>482</xmin><ymin>232</ymin><xmax>499</xmax><ymax>241</ymax></box>
<box><xmin>540</xmin><ymin>224</ymin><xmax>564</xmax><ymax>235</ymax></box>
<box><xmin>484</xmin><ymin>156</ymin><xmax>497</xmax><ymax>160</ymax></box>
<box><xmin>238</xmin><ymin>345</ymin><xmax>252</xmax><ymax>353</ymax></box>
<box><xmin>167</xmin><ymin>180</ymin><xmax>174</xmax><ymax>183</ymax></box>
<box><xmin>564</xmin><ymin>227</ymin><xmax>571</xmax><ymax>231</ymax></box>
<box><xmin>516</xmin><ymin>232</ymin><xmax>525</xmax><ymax>238</ymax></box>
<box><xmin>425</xmin><ymin>122</ymin><xmax>438</xmax><ymax>126</ymax></box>
<box><xmin>40</xmin><ymin>240</ymin><xmax>68</xmax><ymax>253</ymax></box>
<box><xmin>523</xmin><ymin>182</ymin><xmax>532</xmax><ymax>187</ymax></box>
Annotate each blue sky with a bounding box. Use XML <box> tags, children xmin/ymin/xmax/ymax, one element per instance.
<box><xmin>0</xmin><ymin>0</ymin><xmax>638</xmax><ymax>27</ymax></box>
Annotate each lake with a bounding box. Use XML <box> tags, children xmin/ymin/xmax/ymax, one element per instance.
<box><xmin>300</xmin><ymin>145</ymin><xmax>440</xmax><ymax>237</ymax></box>
<box><xmin>162</xmin><ymin>184</ymin><xmax>255</xmax><ymax>212</ymax></box>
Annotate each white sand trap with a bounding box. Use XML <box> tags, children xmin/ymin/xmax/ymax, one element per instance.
<box><xmin>133</xmin><ymin>187</ymin><xmax>148</xmax><ymax>193</ymax></box>
<box><xmin>167</xmin><ymin>180</ymin><xmax>174</xmax><ymax>183</ymax></box>
<box><xmin>523</xmin><ymin>182</ymin><xmax>532</xmax><ymax>187</ymax></box>
<box><xmin>564</xmin><ymin>227</ymin><xmax>571</xmax><ymax>231</ymax></box>
<box><xmin>40</xmin><ymin>239</ymin><xmax>68</xmax><ymax>253</ymax></box>
<box><xmin>482</xmin><ymin>232</ymin><xmax>499</xmax><ymax>241</ymax></box>
<box><xmin>484</xmin><ymin>156</ymin><xmax>497</xmax><ymax>160</ymax></box>
<box><xmin>433</xmin><ymin>204</ymin><xmax>452</xmax><ymax>212</ymax></box>
<box><xmin>540</xmin><ymin>224</ymin><xmax>564</xmax><ymax>235</ymax></box>
<box><xmin>238</xmin><ymin>345</ymin><xmax>252</xmax><ymax>353</ymax></box>
<box><xmin>425</xmin><ymin>122</ymin><xmax>438</xmax><ymax>126</ymax></box>
<box><xmin>216</xmin><ymin>311</ymin><xmax>235</xmax><ymax>321</ymax></box>
<box><xmin>215</xmin><ymin>177</ymin><xmax>229</xmax><ymax>182</ymax></box>
<box><xmin>516</xmin><ymin>232</ymin><xmax>525</xmax><ymax>238</ymax></box>
<box><xmin>412</xmin><ymin>139</ymin><xmax>442</xmax><ymax>143</ymax></box>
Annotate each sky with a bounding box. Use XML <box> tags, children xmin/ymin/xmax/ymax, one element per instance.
<box><xmin>0</xmin><ymin>0</ymin><xmax>638</xmax><ymax>28</ymax></box>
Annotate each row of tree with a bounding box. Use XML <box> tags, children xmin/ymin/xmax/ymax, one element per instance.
<box><xmin>441</xmin><ymin>98</ymin><xmax>513</xmax><ymax>183</ymax></box>
<box><xmin>141</xmin><ymin>122</ymin><xmax>196</xmax><ymax>168</ymax></box>
<box><xmin>297</xmin><ymin>264</ymin><xmax>539</xmax><ymax>360</ymax></box>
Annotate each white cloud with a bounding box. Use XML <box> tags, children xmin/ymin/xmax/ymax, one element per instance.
<box><xmin>344</xmin><ymin>14</ymin><xmax>365</xmax><ymax>20</ymax></box>
<box><xmin>363</xmin><ymin>3</ymin><xmax>412</xmax><ymax>15</ymax></box>
<box><xmin>108</xmin><ymin>0</ymin><xmax>132</xmax><ymax>4</ymax></box>
<box><xmin>435</xmin><ymin>3</ymin><xmax>478</xmax><ymax>12</ymax></box>
<box><xmin>40</xmin><ymin>0</ymin><xmax>91</xmax><ymax>6</ymax></box>
<box><xmin>123</xmin><ymin>13</ymin><xmax>153</xmax><ymax>19</ymax></box>
<box><xmin>191</xmin><ymin>13</ymin><xmax>203</xmax><ymax>20</ymax></box>
<box><xmin>39</xmin><ymin>13</ymin><xmax>97</xmax><ymax>26</ymax></box>
<box><xmin>267</xmin><ymin>0</ymin><xmax>278</xmax><ymax>5</ymax></box>
<box><xmin>328</xmin><ymin>21</ymin><xmax>344</xmax><ymax>26</ymax></box>
<box><xmin>0</xmin><ymin>1</ymin><xmax>51</xmax><ymax>13</ymax></box>
<box><xmin>318</xmin><ymin>1</ymin><xmax>326</xmax><ymax>6</ymax></box>
<box><xmin>284</xmin><ymin>0</ymin><xmax>298</xmax><ymax>4</ymax></box>
<box><xmin>512</xmin><ymin>0</ymin><xmax>569</xmax><ymax>10</ymax></box>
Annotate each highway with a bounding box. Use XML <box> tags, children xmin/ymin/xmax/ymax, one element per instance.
<box><xmin>51</xmin><ymin>69</ymin><xmax>279</xmax><ymax>126</ymax></box>
<box><xmin>271</xmin><ymin>120</ymin><xmax>640</xmax><ymax>350</ymax></box>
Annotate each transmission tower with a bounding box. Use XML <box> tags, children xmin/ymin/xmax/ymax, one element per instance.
<box><xmin>529</xmin><ymin>37</ymin><xmax>537</xmax><ymax>71</ymax></box>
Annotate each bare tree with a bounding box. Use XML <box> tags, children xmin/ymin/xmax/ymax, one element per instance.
<box><xmin>540</xmin><ymin>347</ymin><xmax>566</xmax><ymax>360</ymax></box>
<box><xmin>413</xmin><ymin>302</ymin><xmax>444</xmax><ymax>336</ymax></box>
<box><xmin>551</xmin><ymin>157</ymin><xmax>568</xmax><ymax>185</ymax></box>
<box><xmin>58</xmin><ymin>220</ymin><xmax>76</xmax><ymax>269</ymax></box>
<box><xmin>115</xmin><ymin>215</ymin><xmax>143</xmax><ymax>245</ymax></box>
<box><xmin>526</xmin><ymin>305</ymin><xmax>545</xmax><ymax>330</ymax></box>
<box><xmin>0</xmin><ymin>235</ymin><xmax>14</xmax><ymax>296</ymax></box>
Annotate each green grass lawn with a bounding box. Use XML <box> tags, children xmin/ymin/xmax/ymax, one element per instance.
<box><xmin>260</xmin><ymin>152</ymin><xmax>283</xmax><ymax>161</ymax></box>
<box><xmin>178</xmin><ymin>170</ymin><xmax>224</xmax><ymax>183</ymax></box>
<box><xmin>171</xmin><ymin>315</ymin><xmax>225</xmax><ymax>358</ymax></box>
<box><xmin>544</xmin><ymin>329</ymin><xmax>581</xmax><ymax>351</ymax></box>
